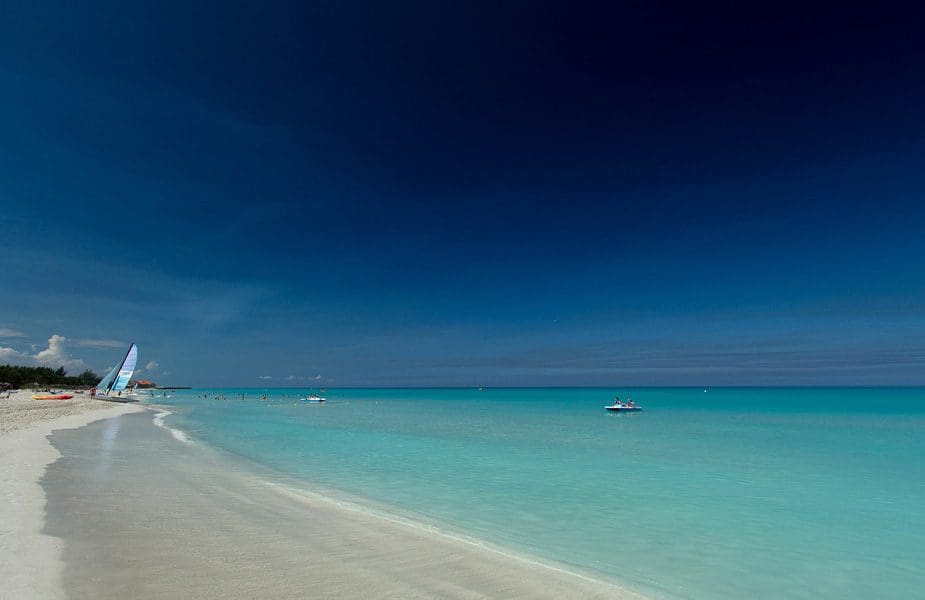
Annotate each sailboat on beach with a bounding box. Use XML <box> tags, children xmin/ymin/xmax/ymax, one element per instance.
<box><xmin>92</xmin><ymin>343</ymin><xmax>138</xmax><ymax>401</ymax></box>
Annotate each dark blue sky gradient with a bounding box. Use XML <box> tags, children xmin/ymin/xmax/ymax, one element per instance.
<box><xmin>2</xmin><ymin>1</ymin><xmax>924</xmax><ymax>385</ymax></box>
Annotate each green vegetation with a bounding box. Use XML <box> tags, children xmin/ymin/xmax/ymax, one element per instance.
<box><xmin>0</xmin><ymin>364</ymin><xmax>101</xmax><ymax>389</ymax></box>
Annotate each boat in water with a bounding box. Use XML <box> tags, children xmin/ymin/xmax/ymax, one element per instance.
<box><xmin>302</xmin><ymin>394</ymin><xmax>326</xmax><ymax>403</ymax></box>
<box><xmin>91</xmin><ymin>343</ymin><xmax>139</xmax><ymax>401</ymax></box>
<box><xmin>605</xmin><ymin>404</ymin><xmax>642</xmax><ymax>412</ymax></box>
<box><xmin>605</xmin><ymin>399</ymin><xmax>642</xmax><ymax>412</ymax></box>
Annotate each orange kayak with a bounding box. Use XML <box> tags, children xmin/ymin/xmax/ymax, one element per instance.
<box><xmin>32</xmin><ymin>394</ymin><xmax>74</xmax><ymax>400</ymax></box>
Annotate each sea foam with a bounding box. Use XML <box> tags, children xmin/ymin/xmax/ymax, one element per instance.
<box><xmin>152</xmin><ymin>410</ymin><xmax>193</xmax><ymax>444</ymax></box>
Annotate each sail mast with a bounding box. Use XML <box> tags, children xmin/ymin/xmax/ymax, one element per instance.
<box><xmin>112</xmin><ymin>343</ymin><xmax>133</xmax><ymax>394</ymax></box>
<box><xmin>96</xmin><ymin>363</ymin><xmax>120</xmax><ymax>395</ymax></box>
<box><xmin>96</xmin><ymin>343</ymin><xmax>137</xmax><ymax>396</ymax></box>
<box><xmin>111</xmin><ymin>343</ymin><xmax>138</xmax><ymax>392</ymax></box>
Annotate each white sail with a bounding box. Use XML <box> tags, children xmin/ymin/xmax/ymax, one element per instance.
<box><xmin>111</xmin><ymin>344</ymin><xmax>138</xmax><ymax>392</ymax></box>
<box><xmin>96</xmin><ymin>344</ymin><xmax>138</xmax><ymax>396</ymax></box>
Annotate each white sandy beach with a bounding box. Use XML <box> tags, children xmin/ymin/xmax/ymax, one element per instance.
<box><xmin>2</xmin><ymin>390</ymin><xmax>648</xmax><ymax>600</ymax></box>
<box><xmin>0</xmin><ymin>390</ymin><xmax>144</xmax><ymax>599</ymax></box>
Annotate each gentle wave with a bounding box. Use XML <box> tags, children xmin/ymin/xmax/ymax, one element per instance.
<box><xmin>152</xmin><ymin>410</ymin><xmax>193</xmax><ymax>444</ymax></box>
<box><xmin>265</xmin><ymin>481</ymin><xmax>625</xmax><ymax>590</ymax></box>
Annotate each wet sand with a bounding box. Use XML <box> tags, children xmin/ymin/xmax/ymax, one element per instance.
<box><xmin>41</xmin><ymin>411</ymin><xmax>647</xmax><ymax>599</ymax></box>
<box><xmin>0</xmin><ymin>390</ymin><xmax>143</xmax><ymax>600</ymax></box>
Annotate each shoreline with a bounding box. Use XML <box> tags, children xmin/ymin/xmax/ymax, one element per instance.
<box><xmin>34</xmin><ymin>404</ymin><xmax>650</xmax><ymax>599</ymax></box>
<box><xmin>0</xmin><ymin>390</ymin><xmax>145</xmax><ymax>599</ymax></box>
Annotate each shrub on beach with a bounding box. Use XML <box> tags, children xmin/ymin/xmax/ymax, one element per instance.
<box><xmin>0</xmin><ymin>365</ymin><xmax>101</xmax><ymax>389</ymax></box>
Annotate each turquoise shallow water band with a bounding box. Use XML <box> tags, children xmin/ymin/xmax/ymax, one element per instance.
<box><xmin>155</xmin><ymin>387</ymin><xmax>925</xmax><ymax>599</ymax></box>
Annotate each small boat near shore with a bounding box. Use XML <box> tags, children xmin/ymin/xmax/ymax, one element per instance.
<box><xmin>32</xmin><ymin>394</ymin><xmax>74</xmax><ymax>400</ymax></box>
<box><xmin>302</xmin><ymin>395</ymin><xmax>326</xmax><ymax>403</ymax></box>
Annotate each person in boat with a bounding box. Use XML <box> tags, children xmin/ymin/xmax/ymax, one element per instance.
<box><xmin>613</xmin><ymin>396</ymin><xmax>622</xmax><ymax>407</ymax></box>
<box><xmin>626</xmin><ymin>398</ymin><xmax>635</xmax><ymax>407</ymax></box>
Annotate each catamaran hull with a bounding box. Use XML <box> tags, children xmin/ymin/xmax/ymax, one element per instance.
<box><xmin>92</xmin><ymin>394</ymin><xmax>139</xmax><ymax>403</ymax></box>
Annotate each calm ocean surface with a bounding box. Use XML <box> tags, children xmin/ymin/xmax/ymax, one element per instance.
<box><xmin>152</xmin><ymin>387</ymin><xmax>924</xmax><ymax>599</ymax></box>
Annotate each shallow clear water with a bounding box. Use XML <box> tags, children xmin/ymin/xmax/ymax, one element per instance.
<box><xmin>154</xmin><ymin>387</ymin><xmax>925</xmax><ymax>599</ymax></box>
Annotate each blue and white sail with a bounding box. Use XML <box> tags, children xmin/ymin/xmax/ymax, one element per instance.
<box><xmin>111</xmin><ymin>344</ymin><xmax>137</xmax><ymax>392</ymax></box>
<box><xmin>96</xmin><ymin>343</ymin><xmax>138</xmax><ymax>396</ymax></box>
<box><xmin>96</xmin><ymin>362</ymin><xmax>120</xmax><ymax>395</ymax></box>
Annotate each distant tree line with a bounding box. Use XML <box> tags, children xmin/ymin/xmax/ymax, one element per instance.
<box><xmin>0</xmin><ymin>364</ymin><xmax>101</xmax><ymax>389</ymax></box>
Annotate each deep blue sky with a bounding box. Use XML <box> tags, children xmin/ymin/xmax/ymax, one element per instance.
<box><xmin>2</xmin><ymin>1</ymin><xmax>924</xmax><ymax>386</ymax></box>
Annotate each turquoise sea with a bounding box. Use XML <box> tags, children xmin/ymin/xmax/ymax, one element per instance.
<box><xmin>152</xmin><ymin>387</ymin><xmax>925</xmax><ymax>599</ymax></box>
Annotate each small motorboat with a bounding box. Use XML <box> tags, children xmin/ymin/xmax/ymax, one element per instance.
<box><xmin>32</xmin><ymin>394</ymin><xmax>74</xmax><ymax>401</ymax></box>
<box><xmin>605</xmin><ymin>403</ymin><xmax>642</xmax><ymax>412</ymax></box>
<box><xmin>302</xmin><ymin>395</ymin><xmax>326</xmax><ymax>403</ymax></box>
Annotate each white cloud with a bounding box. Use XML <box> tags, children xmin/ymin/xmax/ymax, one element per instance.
<box><xmin>33</xmin><ymin>335</ymin><xmax>87</xmax><ymax>371</ymax></box>
<box><xmin>0</xmin><ymin>327</ymin><xmax>25</xmax><ymax>338</ymax></box>
<box><xmin>284</xmin><ymin>374</ymin><xmax>315</xmax><ymax>381</ymax></box>
<box><xmin>258</xmin><ymin>375</ymin><xmax>273</xmax><ymax>380</ymax></box>
<box><xmin>1</xmin><ymin>335</ymin><xmax>89</xmax><ymax>372</ymax></box>
<box><xmin>314</xmin><ymin>374</ymin><xmax>322</xmax><ymax>380</ymax></box>
<box><xmin>34</xmin><ymin>334</ymin><xmax>66</xmax><ymax>362</ymax></box>
<box><xmin>145</xmin><ymin>360</ymin><xmax>159</xmax><ymax>370</ymax></box>
<box><xmin>0</xmin><ymin>346</ymin><xmax>28</xmax><ymax>362</ymax></box>
<box><xmin>74</xmin><ymin>338</ymin><xmax>124</xmax><ymax>348</ymax></box>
